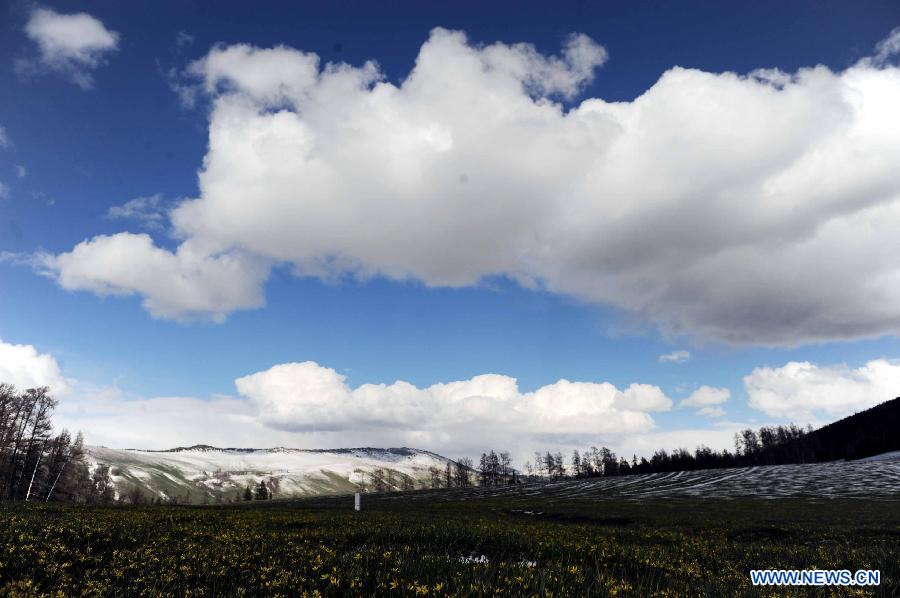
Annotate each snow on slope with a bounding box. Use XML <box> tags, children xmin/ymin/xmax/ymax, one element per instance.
<box><xmin>85</xmin><ymin>445</ymin><xmax>453</xmax><ymax>502</ymax></box>
<box><xmin>374</xmin><ymin>459</ymin><xmax>900</xmax><ymax>502</ymax></box>
<box><xmin>858</xmin><ymin>450</ymin><xmax>900</xmax><ymax>462</ymax></box>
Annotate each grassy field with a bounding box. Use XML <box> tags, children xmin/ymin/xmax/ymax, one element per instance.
<box><xmin>1</xmin><ymin>490</ymin><xmax>898</xmax><ymax>596</ymax></box>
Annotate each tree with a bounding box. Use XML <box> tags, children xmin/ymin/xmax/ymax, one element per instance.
<box><xmin>741</xmin><ymin>429</ymin><xmax>761</xmax><ymax>463</ymax></box>
<box><xmin>444</xmin><ymin>461</ymin><xmax>453</xmax><ymax>489</ymax></box>
<box><xmin>126</xmin><ymin>485</ymin><xmax>145</xmax><ymax>505</ymax></box>
<box><xmin>533</xmin><ymin>452</ymin><xmax>545</xmax><ymax>478</ymax></box>
<box><xmin>15</xmin><ymin>388</ymin><xmax>56</xmax><ymax>500</ymax></box>
<box><xmin>599</xmin><ymin>448</ymin><xmax>617</xmax><ymax>476</ymax></box>
<box><xmin>542</xmin><ymin>452</ymin><xmax>554</xmax><ymax>480</ymax></box>
<box><xmin>478</xmin><ymin>453</ymin><xmax>489</xmax><ymax>486</ymax></box>
<box><xmin>254</xmin><ymin>480</ymin><xmax>269</xmax><ymax>500</ymax></box>
<box><xmin>454</xmin><ymin>457</ymin><xmax>473</xmax><ymax>488</ymax></box>
<box><xmin>41</xmin><ymin>430</ymin><xmax>72</xmax><ymax>501</ymax></box>
<box><xmin>91</xmin><ymin>464</ymin><xmax>115</xmax><ymax>503</ymax></box>
<box><xmin>0</xmin><ymin>385</ymin><xmax>92</xmax><ymax>503</ymax></box>
<box><xmin>371</xmin><ymin>468</ymin><xmax>388</xmax><ymax>493</ymax></box>
<box><xmin>428</xmin><ymin>466</ymin><xmax>441</xmax><ymax>489</ymax></box>
<box><xmin>571</xmin><ymin>450</ymin><xmax>582</xmax><ymax>478</ymax></box>
<box><xmin>499</xmin><ymin>452</ymin><xmax>512</xmax><ymax>485</ymax></box>
<box><xmin>554</xmin><ymin>451</ymin><xmax>566</xmax><ymax>479</ymax></box>
<box><xmin>243</xmin><ymin>484</ymin><xmax>253</xmax><ymax>501</ymax></box>
<box><xmin>266</xmin><ymin>476</ymin><xmax>280</xmax><ymax>499</ymax></box>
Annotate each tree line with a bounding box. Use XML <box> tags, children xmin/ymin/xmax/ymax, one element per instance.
<box><xmin>517</xmin><ymin>424</ymin><xmax>821</xmax><ymax>480</ymax></box>
<box><xmin>354</xmin><ymin>423</ymin><xmax>824</xmax><ymax>495</ymax></box>
<box><xmin>0</xmin><ymin>384</ymin><xmax>103</xmax><ymax>502</ymax></box>
<box><xmin>405</xmin><ymin>422</ymin><xmax>839</xmax><ymax>491</ymax></box>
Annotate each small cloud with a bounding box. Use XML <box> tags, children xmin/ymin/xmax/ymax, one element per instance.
<box><xmin>697</xmin><ymin>406</ymin><xmax>726</xmax><ymax>418</ymax></box>
<box><xmin>0</xmin><ymin>182</ymin><xmax>9</xmax><ymax>200</ymax></box>
<box><xmin>106</xmin><ymin>193</ymin><xmax>166</xmax><ymax>230</ymax></box>
<box><xmin>175</xmin><ymin>31</ymin><xmax>194</xmax><ymax>51</ymax></box>
<box><xmin>0</xmin><ymin>125</ymin><xmax>9</xmax><ymax>148</ymax></box>
<box><xmin>873</xmin><ymin>26</ymin><xmax>900</xmax><ymax>66</ymax></box>
<box><xmin>0</xmin><ymin>251</ymin><xmax>29</xmax><ymax>266</ymax></box>
<box><xmin>15</xmin><ymin>165</ymin><xmax>26</xmax><ymax>178</ymax></box>
<box><xmin>680</xmin><ymin>385</ymin><xmax>730</xmax><ymax>408</ymax></box>
<box><xmin>658</xmin><ymin>350</ymin><xmax>690</xmax><ymax>364</ymax></box>
<box><xmin>20</xmin><ymin>7</ymin><xmax>120</xmax><ymax>89</ymax></box>
<box><xmin>31</xmin><ymin>190</ymin><xmax>54</xmax><ymax>206</ymax></box>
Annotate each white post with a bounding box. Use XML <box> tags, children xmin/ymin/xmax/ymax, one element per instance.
<box><xmin>354</xmin><ymin>492</ymin><xmax>361</xmax><ymax>511</ymax></box>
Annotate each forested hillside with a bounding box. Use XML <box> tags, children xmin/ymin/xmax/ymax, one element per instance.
<box><xmin>779</xmin><ymin>396</ymin><xmax>900</xmax><ymax>462</ymax></box>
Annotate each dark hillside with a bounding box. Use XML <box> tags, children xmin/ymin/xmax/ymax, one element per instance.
<box><xmin>801</xmin><ymin>396</ymin><xmax>900</xmax><ymax>461</ymax></box>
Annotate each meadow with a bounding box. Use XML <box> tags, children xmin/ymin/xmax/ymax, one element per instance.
<box><xmin>0</xmin><ymin>489</ymin><xmax>898</xmax><ymax>596</ymax></box>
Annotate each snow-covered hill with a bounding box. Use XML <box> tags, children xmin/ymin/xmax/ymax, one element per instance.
<box><xmin>85</xmin><ymin>445</ymin><xmax>453</xmax><ymax>502</ymax></box>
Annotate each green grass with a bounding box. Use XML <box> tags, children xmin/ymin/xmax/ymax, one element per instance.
<box><xmin>0</xmin><ymin>491</ymin><xmax>897</xmax><ymax>596</ymax></box>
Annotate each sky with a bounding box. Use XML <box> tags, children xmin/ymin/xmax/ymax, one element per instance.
<box><xmin>1</xmin><ymin>1</ymin><xmax>900</xmax><ymax>464</ymax></box>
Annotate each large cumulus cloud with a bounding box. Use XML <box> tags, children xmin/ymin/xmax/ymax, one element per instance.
<box><xmin>47</xmin><ymin>356</ymin><xmax>677</xmax><ymax>462</ymax></box>
<box><xmin>744</xmin><ymin>358</ymin><xmax>900</xmax><ymax>422</ymax></box>
<box><xmin>234</xmin><ymin>361</ymin><xmax>671</xmax><ymax>459</ymax></box>
<box><xmin>42</xmin><ymin>27</ymin><xmax>900</xmax><ymax>344</ymax></box>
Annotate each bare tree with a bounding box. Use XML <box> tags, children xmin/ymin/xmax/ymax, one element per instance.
<box><xmin>454</xmin><ymin>457</ymin><xmax>473</xmax><ymax>487</ymax></box>
<box><xmin>371</xmin><ymin>468</ymin><xmax>388</xmax><ymax>493</ymax></box>
<box><xmin>385</xmin><ymin>468</ymin><xmax>396</xmax><ymax>491</ymax></box>
<box><xmin>444</xmin><ymin>461</ymin><xmax>453</xmax><ymax>488</ymax></box>
<box><xmin>499</xmin><ymin>452</ymin><xmax>512</xmax><ymax>485</ymax></box>
<box><xmin>126</xmin><ymin>485</ymin><xmax>146</xmax><ymax>505</ymax></box>
<box><xmin>428</xmin><ymin>466</ymin><xmax>441</xmax><ymax>489</ymax></box>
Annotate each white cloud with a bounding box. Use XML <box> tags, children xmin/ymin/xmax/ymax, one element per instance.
<box><xmin>22</xmin><ymin>7</ymin><xmax>119</xmax><ymax>89</ymax></box>
<box><xmin>0</xmin><ymin>182</ymin><xmax>8</xmax><ymax>200</ymax></box>
<box><xmin>38</xmin><ymin>234</ymin><xmax>268</xmax><ymax>321</ymax></box>
<box><xmin>697</xmin><ymin>406</ymin><xmax>726</xmax><ymax>418</ymax></box>
<box><xmin>234</xmin><ymin>361</ymin><xmax>671</xmax><ymax>459</ymax></box>
<box><xmin>744</xmin><ymin>359</ymin><xmax>900</xmax><ymax>423</ymax></box>
<box><xmin>15</xmin><ymin>165</ymin><xmax>26</xmax><ymax>178</ymax></box>
<box><xmin>50</xmin><ymin>358</ymin><xmax>682</xmax><ymax>463</ymax></box>
<box><xmin>0</xmin><ymin>339</ymin><xmax>71</xmax><ymax>397</ymax></box>
<box><xmin>680</xmin><ymin>385</ymin><xmax>730</xmax><ymax>417</ymax></box>
<box><xmin>57</xmin><ymin>382</ymin><xmax>722</xmax><ymax>464</ymax></box>
<box><xmin>41</xmin><ymin>28</ymin><xmax>900</xmax><ymax>345</ymax></box>
<box><xmin>681</xmin><ymin>385</ymin><xmax>731</xmax><ymax>407</ymax></box>
<box><xmin>106</xmin><ymin>194</ymin><xmax>166</xmax><ymax>230</ymax></box>
<box><xmin>873</xmin><ymin>27</ymin><xmax>900</xmax><ymax>67</ymax></box>
<box><xmin>0</xmin><ymin>125</ymin><xmax>9</xmax><ymax>147</ymax></box>
<box><xmin>175</xmin><ymin>31</ymin><xmax>194</xmax><ymax>51</ymax></box>
<box><xmin>54</xmin><ymin>388</ymin><xmax>272</xmax><ymax>450</ymax></box>
<box><xmin>659</xmin><ymin>350</ymin><xmax>690</xmax><ymax>363</ymax></box>
<box><xmin>1</xmin><ymin>339</ymin><xmax>750</xmax><ymax>463</ymax></box>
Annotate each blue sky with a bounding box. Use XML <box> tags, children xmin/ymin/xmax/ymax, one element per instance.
<box><xmin>1</xmin><ymin>1</ymin><xmax>900</xmax><ymax>459</ymax></box>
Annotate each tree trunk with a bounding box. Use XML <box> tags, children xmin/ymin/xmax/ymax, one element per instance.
<box><xmin>25</xmin><ymin>438</ymin><xmax>48</xmax><ymax>501</ymax></box>
<box><xmin>45</xmin><ymin>456</ymin><xmax>70</xmax><ymax>502</ymax></box>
